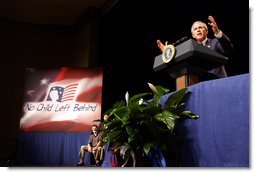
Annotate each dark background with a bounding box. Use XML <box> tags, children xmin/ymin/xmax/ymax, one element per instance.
<box><xmin>98</xmin><ymin>0</ymin><xmax>249</xmax><ymax>112</ymax></box>
<box><xmin>0</xmin><ymin>0</ymin><xmax>249</xmax><ymax>163</ymax></box>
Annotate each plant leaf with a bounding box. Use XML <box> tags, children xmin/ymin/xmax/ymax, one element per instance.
<box><xmin>103</xmin><ymin>130</ymin><xmax>122</xmax><ymax>142</ymax></box>
<box><xmin>126</xmin><ymin>125</ymin><xmax>138</xmax><ymax>143</ymax></box>
<box><xmin>155</xmin><ymin>85</ymin><xmax>170</xmax><ymax>96</ymax></box>
<box><xmin>148</xmin><ymin>83</ymin><xmax>169</xmax><ymax>106</ymax></box>
<box><xmin>180</xmin><ymin>111</ymin><xmax>199</xmax><ymax>119</ymax></box>
<box><xmin>154</xmin><ymin>110</ymin><xmax>179</xmax><ymax>133</ymax></box>
<box><xmin>143</xmin><ymin>142</ymin><xmax>154</xmax><ymax>155</ymax></box>
<box><xmin>129</xmin><ymin>92</ymin><xmax>150</xmax><ymax>103</ymax></box>
<box><xmin>126</xmin><ymin>126</ymin><xmax>138</xmax><ymax>137</ymax></box>
<box><xmin>165</xmin><ymin>88</ymin><xmax>187</xmax><ymax>108</ymax></box>
<box><xmin>111</xmin><ymin>106</ymin><xmax>130</xmax><ymax>124</ymax></box>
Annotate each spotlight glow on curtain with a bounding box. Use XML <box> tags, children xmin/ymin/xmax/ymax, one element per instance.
<box><xmin>20</xmin><ymin>67</ymin><xmax>103</xmax><ymax>132</ymax></box>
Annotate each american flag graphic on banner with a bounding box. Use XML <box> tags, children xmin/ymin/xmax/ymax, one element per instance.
<box><xmin>20</xmin><ymin>67</ymin><xmax>103</xmax><ymax>132</ymax></box>
<box><xmin>46</xmin><ymin>83</ymin><xmax>79</xmax><ymax>103</ymax></box>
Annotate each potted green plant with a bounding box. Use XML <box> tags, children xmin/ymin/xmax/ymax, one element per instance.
<box><xmin>99</xmin><ymin>83</ymin><xmax>199</xmax><ymax>167</ymax></box>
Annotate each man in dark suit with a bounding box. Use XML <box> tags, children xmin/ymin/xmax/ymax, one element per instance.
<box><xmin>157</xmin><ymin>16</ymin><xmax>233</xmax><ymax>79</ymax></box>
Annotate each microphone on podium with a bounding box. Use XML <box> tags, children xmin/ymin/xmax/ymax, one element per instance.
<box><xmin>172</xmin><ymin>36</ymin><xmax>189</xmax><ymax>46</ymax></box>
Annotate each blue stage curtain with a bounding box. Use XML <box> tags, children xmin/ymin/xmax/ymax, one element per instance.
<box><xmin>15</xmin><ymin>132</ymin><xmax>91</xmax><ymax>166</ymax></box>
<box><xmin>160</xmin><ymin>73</ymin><xmax>249</xmax><ymax>167</ymax></box>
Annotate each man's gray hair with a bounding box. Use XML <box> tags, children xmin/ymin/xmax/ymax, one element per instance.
<box><xmin>191</xmin><ymin>21</ymin><xmax>208</xmax><ymax>33</ymax></box>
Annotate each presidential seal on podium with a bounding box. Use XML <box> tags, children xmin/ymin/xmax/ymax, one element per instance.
<box><xmin>162</xmin><ymin>44</ymin><xmax>175</xmax><ymax>63</ymax></box>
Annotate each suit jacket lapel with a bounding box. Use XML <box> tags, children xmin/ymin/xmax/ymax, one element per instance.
<box><xmin>205</xmin><ymin>39</ymin><xmax>211</xmax><ymax>48</ymax></box>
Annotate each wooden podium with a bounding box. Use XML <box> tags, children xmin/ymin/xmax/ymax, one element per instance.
<box><xmin>153</xmin><ymin>39</ymin><xmax>228</xmax><ymax>90</ymax></box>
